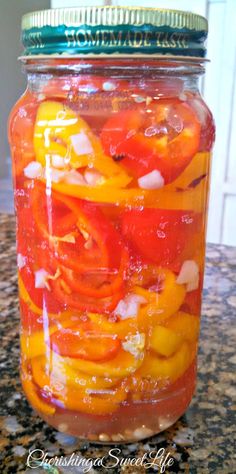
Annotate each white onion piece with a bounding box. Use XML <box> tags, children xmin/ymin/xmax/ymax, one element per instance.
<box><xmin>48</xmin><ymin>168</ymin><xmax>66</xmax><ymax>183</ymax></box>
<box><xmin>186</xmin><ymin>275</ymin><xmax>200</xmax><ymax>292</ymax></box>
<box><xmin>24</xmin><ymin>161</ymin><xmax>43</xmax><ymax>179</ymax></box>
<box><xmin>64</xmin><ymin>170</ymin><xmax>86</xmax><ymax>185</ymax></box>
<box><xmin>84</xmin><ymin>169</ymin><xmax>103</xmax><ymax>186</ymax></box>
<box><xmin>17</xmin><ymin>253</ymin><xmax>26</xmax><ymax>269</ymax></box>
<box><xmin>114</xmin><ymin>294</ymin><xmax>147</xmax><ymax>319</ymax></box>
<box><xmin>70</xmin><ymin>131</ymin><xmax>93</xmax><ymax>156</ymax></box>
<box><xmin>176</xmin><ymin>260</ymin><xmax>199</xmax><ymax>292</ymax></box>
<box><xmin>51</xmin><ymin>155</ymin><xmax>66</xmax><ymax>169</ymax></box>
<box><xmin>35</xmin><ymin>269</ymin><xmax>49</xmax><ymax>289</ymax></box>
<box><xmin>122</xmin><ymin>333</ymin><xmax>145</xmax><ymax>359</ymax></box>
<box><xmin>138</xmin><ymin>170</ymin><xmax>165</xmax><ymax>190</ymax></box>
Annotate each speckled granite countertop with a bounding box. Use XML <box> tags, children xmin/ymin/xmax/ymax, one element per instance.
<box><xmin>0</xmin><ymin>214</ymin><xmax>236</xmax><ymax>474</ymax></box>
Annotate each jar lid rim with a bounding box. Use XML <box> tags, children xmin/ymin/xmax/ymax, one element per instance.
<box><xmin>21</xmin><ymin>6</ymin><xmax>208</xmax><ymax>59</ymax></box>
<box><xmin>22</xmin><ymin>6</ymin><xmax>208</xmax><ymax>31</ymax></box>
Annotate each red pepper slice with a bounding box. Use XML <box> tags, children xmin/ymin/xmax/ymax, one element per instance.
<box><xmin>31</xmin><ymin>183</ymin><xmax>125</xmax><ymax>273</ymax></box>
<box><xmin>59</xmin><ymin>245</ymin><xmax>128</xmax><ymax>299</ymax></box>
<box><xmin>101</xmin><ymin>100</ymin><xmax>201</xmax><ymax>184</ymax></box>
<box><xmin>122</xmin><ymin>209</ymin><xmax>201</xmax><ymax>267</ymax></box>
<box><xmin>49</xmin><ymin>320</ymin><xmax>121</xmax><ymax>361</ymax></box>
<box><xmin>30</xmin><ymin>184</ymin><xmax>128</xmax><ymax>311</ymax></box>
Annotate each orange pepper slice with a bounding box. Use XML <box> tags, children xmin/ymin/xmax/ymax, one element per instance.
<box><xmin>21</xmin><ymin>365</ymin><xmax>55</xmax><ymax>416</ymax></box>
<box><xmin>165</xmin><ymin>311</ymin><xmax>200</xmax><ymax>343</ymax></box>
<box><xmin>137</xmin><ymin>342</ymin><xmax>196</xmax><ymax>383</ymax></box>
<box><xmin>58</xmin><ymin>384</ymin><xmax>127</xmax><ymax>415</ymax></box>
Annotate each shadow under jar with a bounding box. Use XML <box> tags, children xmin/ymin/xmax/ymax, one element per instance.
<box><xmin>8</xmin><ymin>6</ymin><xmax>215</xmax><ymax>443</ymax></box>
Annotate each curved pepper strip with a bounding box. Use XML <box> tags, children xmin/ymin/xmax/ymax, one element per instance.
<box><xmin>47</xmin><ymin>151</ymin><xmax>209</xmax><ymax>212</ymax></box>
<box><xmin>31</xmin><ymin>184</ymin><xmax>128</xmax><ymax>303</ymax></box>
<box><xmin>88</xmin><ymin>313</ymin><xmax>138</xmax><ymax>338</ymax></box>
<box><xmin>51</xmin><ymin>279</ymin><xmax>124</xmax><ymax>314</ymax></box>
<box><xmin>34</xmin><ymin>101</ymin><xmax>131</xmax><ymax>187</ymax></box>
<box><xmin>18</xmin><ymin>273</ymin><xmax>74</xmax><ymax>320</ymax></box>
<box><xmin>64</xmin><ymin>348</ymin><xmax>143</xmax><ymax>378</ymax></box>
<box><xmin>50</xmin><ymin>179</ymin><xmax>207</xmax><ymax>212</ymax></box>
<box><xmin>30</xmin><ymin>355</ymin><xmax>128</xmax><ymax>415</ymax></box>
<box><xmin>134</xmin><ymin>269</ymin><xmax>186</xmax><ymax>332</ymax></box>
<box><xmin>54</xmin><ymin>383</ymin><xmax>128</xmax><ymax>415</ymax></box>
<box><xmin>164</xmin><ymin>152</ymin><xmax>210</xmax><ymax>192</ymax></box>
<box><xmin>21</xmin><ymin>364</ymin><xmax>55</xmax><ymax>416</ymax></box>
<box><xmin>137</xmin><ymin>341</ymin><xmax>196</xmax><ymax>383</ymax></box>
<box><xmin>32</xmin><ymin>355</ymin><xmax>121</xmax><ymax>393</ymax></box>
<box><xmin>165</xmin><ymin>311</ymin><xmax>200</xmax><ymax>343</ymax></box>
<box><xmin>20</xmin><ymin>317</ymin><xmax>77</xmax><ymax>359</ymax></box>
<box><xmin>59</xmin><ymin>245</ymin><xmax>129</xmax><ymax>299</ymax></box>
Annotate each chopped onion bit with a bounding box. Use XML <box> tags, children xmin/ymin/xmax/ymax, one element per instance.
<box><xmin>24</xmin><ymin>161</ymin><xmax>43</xmax><ymax>179</ymax></box>
<box><xmin>35</xmin><ymin>269</ymin><xmax>50</xmax><ymax>290</ymax></box>
<box><xmin>17</xmin><ymin>253</ymin><xmax>27</xmax><ymax>269</ymax></box>
<box><xmin>35</xmin><ymin>268</ymin><xmax>61</xmax><ymax>291</ymax></box>
<box><xmin>51</xmin><ymin>155</ymin><xmax>66</xmax><ymax>169</ymax></box>
<box><xmin>84</xmin><ymin>169</ymin><xmax>104</xmax><ymax>186</ymax></box>
<box><xmin>64</xmin><ymin>170</ymin><xmax>86</xmax><ymax>185</ymax></box>
<box><xmin>122</xmin><ymin>333</ymin><xmax>145</xmax><ymax>359</ymax></box>
<box><xmin>138</xmin><ymin>170</ymin><xmax>165</xmax><ymax>190</ymax></box>
<box><xmin>114</xmin><ymin>294</ymin><xmax>147</xmax><ymax>319</ymax></box>
<box><xmin>47</xmin><ymin>168</ymin><xmax>65</xmax><ymax>183</ymax></box>
<box><xmin>70</xmin><ymin>131</ymin><xmax>93</xmax><ymax>156</ymax></box>
<box><xmin>176</xmin><ymin>260</ymin><xmax>200</xmax><ymax>292</ymax></box>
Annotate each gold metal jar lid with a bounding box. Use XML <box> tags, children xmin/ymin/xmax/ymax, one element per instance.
<box><xmin>21</xmin><ymin>6</ymin><xmax>208</xmax><ymax>58</ymax></box>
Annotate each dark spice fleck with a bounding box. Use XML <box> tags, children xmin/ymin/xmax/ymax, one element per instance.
<box><xmin>112</xmin><ymin>154</ymin><xmax>126</xmax><ymax>162</ymax></box>
<box><xmin>188</xmin><ymin>173</ymin><xmax>207</xmax><ymax>188</ymax></box>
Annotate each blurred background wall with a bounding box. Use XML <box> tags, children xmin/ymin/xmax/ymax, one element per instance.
<box><xmin>0</xmin><ymin>0</ymin><xmax>235</xmax><ymax>245</ymax></box>
<box><xmin>0</xmin><ymin>0</ymin><xmax>50</xmax><ymax>180</ymax></box>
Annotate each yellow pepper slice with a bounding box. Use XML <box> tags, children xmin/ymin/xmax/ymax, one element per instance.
<box><xmin>64</xmin><ymin>348</ymin><xmax>143</xmax><ymax>378</ymax></box>
<box><xmin>30</xmin><ymin>355</ymin><xmax>127</xmax><ymax>415</ymax></box>
<box><xmin>165</xmin><ymin>311</ymin><xmax>200</xmax><ymax>343</ymax></box>
<box><xmin>34</xmin><ymin>101</ymin><xmax>131</xmax><ymax>187</ymax></box>
<box><xmin>165</xmin><ymin>152</ymin><xmax>210</xmax><ymax>191</ymax></box>
<box><xmin>20</xmin><ymin>317</ymin><xmax>74</xmax><ymax>359</ymax></box>
<box><xmin>50</xmin><ymin>178</ymin><xmax>206</xmax><ymax>212</ymax></box>
<box><xmin>31</xmin><ymin>355</ymin><xmax>120</xmax><ymax>391</ymax></box>
<box><xmin>88</xmin><ymin>313</ymin><xmax>138</xmax><ymax>338</ymax></box>
<box><xmin>149</xmin><ymin>326</ymin><xmax>183</xmax><ymax>357</ymax></box>
<box><xmin>21</xmin><ymin>366</ymin><xmax>55</xmax><ymax>416</ymax></box>
<box><xmin>135</xmin><ymin>269</ymin><xmax>186</xmax><ymax>331</ymax></box>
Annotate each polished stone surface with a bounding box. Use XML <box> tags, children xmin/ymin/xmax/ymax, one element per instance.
<box><xmin>0</xmin><ymin>214</ymin><xmax>235</xmax><ymax>474</ymax></box>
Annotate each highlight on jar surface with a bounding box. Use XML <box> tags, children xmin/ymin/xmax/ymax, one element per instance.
<box><xmin>9</xmin><ymin>71</ymin><xmax>215</xmax><ymax>443</ymax></box>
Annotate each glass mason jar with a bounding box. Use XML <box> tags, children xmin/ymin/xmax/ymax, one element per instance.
<box><xmin>8</xmin><ymin>7</ymin><xmax>215</xmax><ymax>443</ymax></box>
